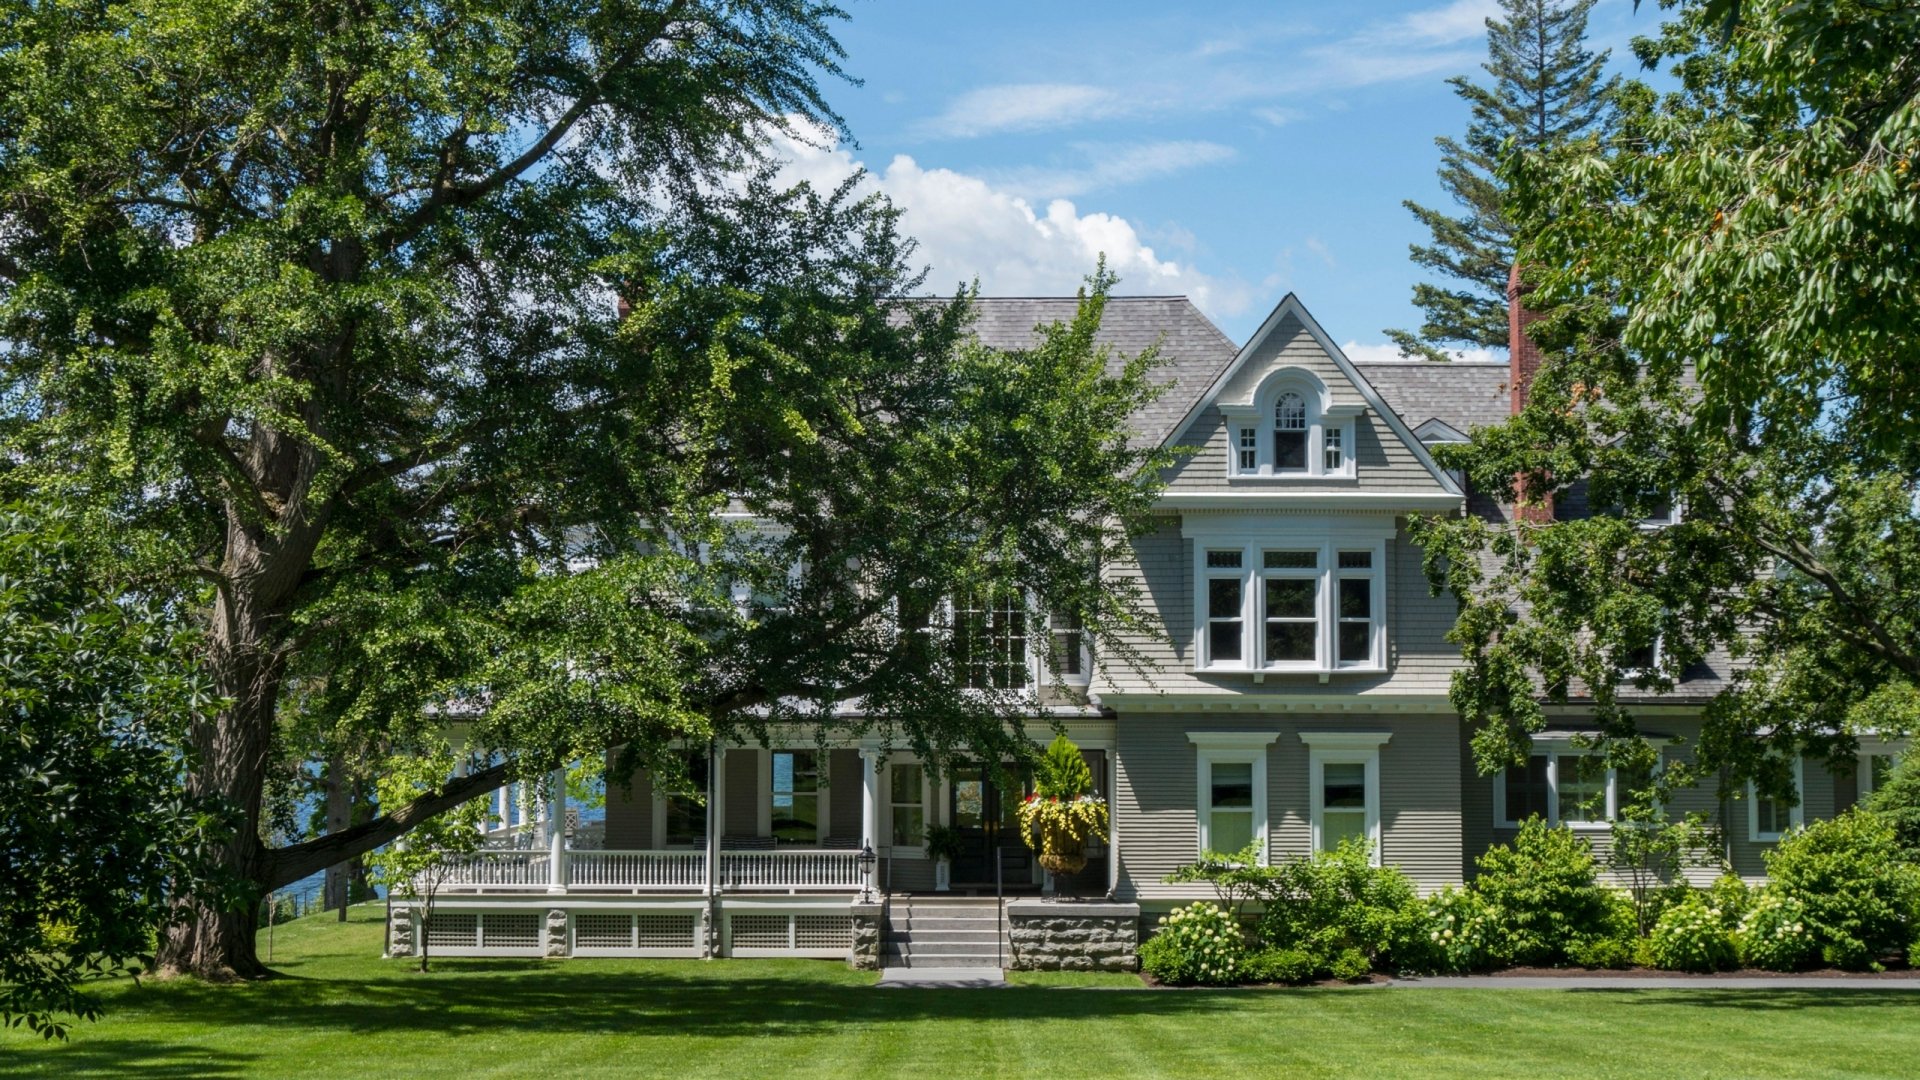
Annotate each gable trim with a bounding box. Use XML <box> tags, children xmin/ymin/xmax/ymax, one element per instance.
<box><xmin>1413</xmin><ymin>417</ymin><xmax>1471</xmax><ymax>443</ymax></box>
<box><xmin>1163</xmin><ymin>294</ymin><xmax>1465</xmax><ymax>499</ymax></box>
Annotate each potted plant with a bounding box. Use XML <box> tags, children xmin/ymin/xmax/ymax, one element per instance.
<box><xmin>923</xmin><ymin>825</ymin><xmax>962</xmax><ymax>892</ymax></box>
<box><xmin>1016</xmin><ymin>735</ymin><xmax>1109</xmax><ymax>885</ymax></box>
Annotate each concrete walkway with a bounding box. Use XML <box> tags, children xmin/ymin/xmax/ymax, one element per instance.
<box><xmin>876</xmin><ymin>967</ymin><xmax>1008</xmax><ymax>988</ymax></box>
<box><xmin>1390</xmin><ymin>975</ymin><xmax>1920</xmax><ymax>990</ymax></box>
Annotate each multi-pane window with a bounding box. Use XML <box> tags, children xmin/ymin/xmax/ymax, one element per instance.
<box><xmin>1749</xmin><ymin>761</ymin><xmax>1803</xmax><ymax>841</ymax></box>
<box><xmin>1323</xmin><ymin>426</ymin><xmax>1344</xmax><ymax>471</ymax></box>
<box><xmin>1207</xmin><ymin>761</ymin><xmax>1255</xmax><ymax>855</ymax></box>
<box><xmin>662</xmin><ymin>751</ymin><xmax>710</xmax><ymax>848</ymax></box>
<box><xmin>1273</xmin><ymin>392</ymin><xmax>1309</xmax><ymax>470</ymax></box>
<box><xmin>1497</xmin><ymin>750</ymin><xmax>1641</xmax><ymax>827</ymax></box>
<box><xmin>1318</xmin><ymin>761</ymin><xmax>1368</xmax><ymax>852</ymax></box>
<box><xmin>955</xmin><ymin>587</ymin><xmax>1029</xmax><ymax>690</ymax></box>
<box><xmin>1047</xmin><ymin>611</ymin><xmax>1087</xmax><ymax>683</ymax></box>
<box><xmin>1237</xmin><ymin>426</ymin><xmax>1258</xmax><ymax>472</ymax></box>
<box><xmin>771</xmin><ymin>750</ymin><xmax>820</xmax><ymax>845</ymax></box>
<box><xmin>1336</xmin><ymin>550</ymin><xmax>1375</xmax><ymax>665</ymax></box>
<box><xmin>1205</xmin><ymin>550</ymin><xmax>1245</xmax><ymax>665</ymax></box>
<box><xmin>889</xmin><ymin>763</ymin><xmax>926</xmax><ymax>849</ymax></box>
<box><xmin>1261</xmin><ymin>550</ymin><xmax>1318</xmax><ymax>664</ymax></box>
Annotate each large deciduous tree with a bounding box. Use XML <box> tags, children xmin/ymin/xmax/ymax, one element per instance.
<box><xmin>0</xmin><ymin>1</ymin><xmax>1173</xmax><ymax>979</ymax></box>
<box><xmin>1389</xmin><ymin>0</ymin><xmax>1616</xmax><ymax>360</ymax></box>
<box><xmin>1411</xmin><ymin>0</ymin><xmax>1920</xmax><ymax>801</ymax></box>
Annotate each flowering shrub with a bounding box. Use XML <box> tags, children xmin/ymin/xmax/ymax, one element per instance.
<box><xmin>1415</xmin><ymin>886</ymin><xmax>1501</xmax><ymax>973</ymax></box>
<box><xmin>1764</xmin><ymin>810</ymin><xmax>1920</xmax><ymax>970</ymax></box>
<box><xmin>1140</xmin><ymin>902</ymin><xmax>1245</xmax><ymax>986</ymax></box>
<box><xmin>1646</xmin><ymin>896</ymin><xmax>1736</xmax><ymax>972</ymax></box>
<box><xmin>1735</xmin><ymin>891</ymin><xmax>1816</xmax><ymax>971</ymax></box>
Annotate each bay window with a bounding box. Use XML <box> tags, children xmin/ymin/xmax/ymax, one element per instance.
<box><xmin>1190</xmin><ymin>530</ymin><xmax>1387</xmax><ymax>674</ymax></box>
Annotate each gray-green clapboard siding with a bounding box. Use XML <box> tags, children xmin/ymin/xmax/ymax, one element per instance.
<box><xmin>1115</xmin><ymin>712</ymin><xmax>1465</xmax><ymax>901</ymax></box>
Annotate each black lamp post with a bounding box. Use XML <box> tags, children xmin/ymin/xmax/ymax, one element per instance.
<box><xmin>857</xmin><ymin>840</ymin><xmax>877</xmax><ymax>902</ymax></box>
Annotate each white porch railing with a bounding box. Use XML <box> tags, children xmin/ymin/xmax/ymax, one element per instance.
<box><xmin>720</xmin><ymin>850</ymin><xmax>864</xmax><ymax>891</ymax></box>
<box><xmin>434</xmin><ymin>847</ymin><xmax>865</xmax><ymax>893</ymax></box>
<box><xmin>569</xmin><ymin>850</ymin><xmax>706</xmax><ymax>891</ymax></box>
<box><xmin>441</xmin><ymin>850</ymin><xmax>552</xmax><ymax>891</ymax></box>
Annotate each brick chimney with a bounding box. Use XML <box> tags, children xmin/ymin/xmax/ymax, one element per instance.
<box><xmin>1507</xmin><ymin>264</ymin><xmax>1553</xmax><ymax>524</ymax></box>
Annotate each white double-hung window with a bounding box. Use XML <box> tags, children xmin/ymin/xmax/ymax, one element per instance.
<box><xmin>1189</xmin><ymin>525</ymin><xmax>1389</xmax><ymax>674</ymax></box>
<box><xmin>1748</xmin><ymin>757</ymin><xmax>1804</xmax><ymax>842</ymax></box>
<box><xmin>1494</xmin><ymin>744</ymin><xmax>1655</xmax><ymax>828</ymax></box>
<box><xmin>1222</xmin><ymin>371</ymin><xmax>1360</xmax><ymax>480</ymax></box>
<box><xmin>1188</xmin><ymin>731</ymin><xmax>1279</xmax><ymax>862</ymax></box>
<box><xmin>1302</xmin><ymin>731</ymin><xmax>1390</xmax><ymax>865</ymax></box>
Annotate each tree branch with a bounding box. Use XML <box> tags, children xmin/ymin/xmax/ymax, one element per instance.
<box><xmin>261</xmin><ymin>760</ymin><xmax>517</xmax><ymax>890</ymax></box>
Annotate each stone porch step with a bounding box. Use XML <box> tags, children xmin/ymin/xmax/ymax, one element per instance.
<box><xmin>888</xmin><ymin>929</ymin><xmax>1003</xmax><ymax>945</ymax></box>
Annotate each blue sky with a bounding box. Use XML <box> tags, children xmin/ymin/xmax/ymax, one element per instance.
<box><xmin>775</xmin><ymin>0</ymin><xmax>1661</xmax><ymax>356</ymax></box>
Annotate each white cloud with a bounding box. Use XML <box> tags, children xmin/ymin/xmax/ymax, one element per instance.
<box><xmin>766</xmin><ymin>124</ymin><xmax>1252</xmax><ymax>319</ymax></box>
<box><xmin>1394</xmin><ymin>0</ymin><xmax>1500</xmax><ymax>45</ymax></box>
<box><xmin>1341</xmin><ymin>340</ymin><xmax>1504</xmax><ymax>364</ymax></box>
<box><xmin>991</xmin><ymin>141</ymin><xmax>1237</xmax><ymax>198</ymax></box>
<box><xmin>914</xmin><ymin>83</ymin><xmax>1128</xmax><ymax>139</ymax></box>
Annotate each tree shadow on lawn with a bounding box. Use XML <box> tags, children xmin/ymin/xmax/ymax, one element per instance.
<box><xmin>0</xmin><ymin>1037</ymin><xmax>255</xmax><ymax>1079</ymax></box>
<box><xmin>98</xmin><ymin>968</ymin><xmax>1920</xmax><ymax>1042</ymax></box>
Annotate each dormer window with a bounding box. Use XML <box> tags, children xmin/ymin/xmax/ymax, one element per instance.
<box><xmin>1274</xmin><ymin>392</ymin><xmax>1309</xmax><ymax>470</ymax></box>
<box><xmin>1222</xmin><ymin>371</ymin><xmax>1359</xmax><ymax>480</ymax></box>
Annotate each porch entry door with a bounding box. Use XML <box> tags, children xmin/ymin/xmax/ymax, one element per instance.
<box><xmin>949</xmin><ymin>763</ymin><xmax>1032</xmax><ymax>886</ymax></box>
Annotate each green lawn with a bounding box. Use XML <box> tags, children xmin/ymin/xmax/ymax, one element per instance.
<box><xmin>4</xmin><ymin>907</ymin><xmax>1917</xmax><ymax>1078</ymax></box>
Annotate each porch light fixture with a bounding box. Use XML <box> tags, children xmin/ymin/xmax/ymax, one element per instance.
<box><xmin>857</xmin><ymin>840</ymin><xmax>877</xmax><ymax>902</ymax></box>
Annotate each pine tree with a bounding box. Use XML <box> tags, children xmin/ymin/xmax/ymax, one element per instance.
<box><xmin>1388</xmin><ymin>0</ymin><xmax>1616</xmax><ymax>361</ymax></box>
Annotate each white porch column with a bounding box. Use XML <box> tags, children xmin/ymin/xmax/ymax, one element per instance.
<box><xmin>495</xmin><ymin>781</ymin><xmax>509</xmax><ymax>839</ymax></box>
<box><xmin>1107</xmin><ymin>754</ymin><xmax>1121</xmax><ymax>898</ymax></box>
<box><xmin>547</xmin><ymin>767</ymin><xmax>568</xmax><ymax>894</ymax></box>
<box><xmin>860</xmin><ymin>749</ymin><xmax>882</xmax><ymax>851</ymax></box>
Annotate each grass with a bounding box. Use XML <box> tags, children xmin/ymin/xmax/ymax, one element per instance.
<box><xmin>4</xmin><ymin>906</ymin><xmax>1919</xmax><ymax>1078</ymax></box>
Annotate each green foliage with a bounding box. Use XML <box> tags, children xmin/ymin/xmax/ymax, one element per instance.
<box><xmin>1565</xmin><ymin>934</ymin><xmax>1636</xmax><ymax>970</ymax></box>
<box><xmin>1255</xmin><ymin>840</ymin><xmax>1423</xmax><ymax>976</ymax></box>
<box><xmin>1414</xmin><ymin>887</ymin><xmax>1503</xmax><ymax>974</ymax></box>
<box><xmin>1646</xmin><ymin>896</ymin><xmax>1737</xmax><ymax>973</ymax></box>
<box><xmin>1734</xmin><ymin>891</ymin><xmax>1817</xmax><ymax>971</ymax></box>
<box><xmin>0</xmin><ymin>505</ymin><xmax>224</xmax><ymax>1038</ymax></box>
<box><xmin>1610</xmin><ymin>811</ymin><xmax>1725</xmax><ymax>935</ymax></box>
<box><xmin>1328</xmin><ymin>948</ymin><xmax>1372</xmax><ymax>982</ymax></box>
<box><xmin>1141</xmin><ymin>903</ymin><xmax>1245</xmax><ymax>987</ymax></box>
<box><xmin>1240</xmin><ymin>947</ymin><xmax>1318</xmax><ymax>985</ymax></box>
<box><xmin>1763</xmin><ymin>811</ymin><xmax>1920</xmax><ymax>970</ymax></box>
<box><xmin>1471</xmin><ymin>819</ymin><xmax>1614</xmax><ymax>965</ymax></box>
<box><xmin>1704</xmin><ymin>873</ymin><xmax>1752</xmax><ymax>928</ymax></box>
<box><xmin>1390</xmin><ymin>0</ymin><xmax>1615</xmax><ymax>357</ymax></box>
<box><xmin>922</xmin><ymin>826</ymin><xmax>963</xmax><ymax>864</ymax></box>
<box><xmin>366</xmin><ymin>748</ymin><xmax>491</xmax><ymax>973</ymax></box>
<box><xmin>1033</xmin><ymin>735</ymin><xmax>1094</xmax><ymax>799</ymax></box>
<box><xmin>1867</xmin><ymin>749</ymin><xmax>1920</xmax><ymax>862</ymax></box>
<box><xmin>1164</xmin><ymin>840</ymin><xmax>1277</xmax><ymax>923</ymax></box>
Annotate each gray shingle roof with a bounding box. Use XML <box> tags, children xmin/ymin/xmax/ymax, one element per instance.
<box><xmin>959</xmin><ymin>297</ymin><xmax>1238</xmax><ymax>445</ymax></box>
<box><xmin>1350</xmin><ymin>359</ymin><xmax>1512</xmax><ymax>434</ymax></box>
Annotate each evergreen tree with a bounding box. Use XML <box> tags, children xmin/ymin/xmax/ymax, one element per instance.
<box><xmin>1388</xmin><ymin>0</ymin><xmax>1616</xmax><ymax>361</ymax></box>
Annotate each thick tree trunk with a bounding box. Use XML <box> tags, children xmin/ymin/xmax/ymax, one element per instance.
<box><xmin>324</xmin><ymin>753</ymin><xmax>351</xmax><ymax>918</ymax></box>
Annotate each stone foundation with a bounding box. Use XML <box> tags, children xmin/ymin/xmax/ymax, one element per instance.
<box><xmin>545</xmin><ymin>909</ymin><xmax>569</xmax><ymax>958</ymax></box>
<box><xmin>387</xmin><ymin>902</ymin><xmax>414</xmax><ymax>958</ymax></box>
<box><xmin>1005</xmin><ymin>899</ymin><xmax>1139</xmax><ymax>972</ymax></box>
<box><xmin>848</xmin><ymin>900</ymin><xmax>885</xmax><ymax>970</ymax></box>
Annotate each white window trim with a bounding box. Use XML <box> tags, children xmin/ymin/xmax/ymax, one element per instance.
<box><xmin>1184</xmin><ymin>522</ymin><xmax>1391</xmax><ymax>675</ymax></box>
<box><xmin>883</xmin><ymin>758</ymin><xmax>932</xmax><ymax>858</ymax></box>
<box><xmin>1220</xmin><ymin>370</ymin><xmax>1360</xmax><ymax>482</ymax></box>
<box><xmin>1040</xmin><ymin>609</ymin><xmax>1092</xmax><ymax>688</ymax></box>
<box><xmin>1748</xmin><ymin>757</ymin><xmax>1805</xmax><ymax>843</ymax></box>
<box><xmin>1188</xmin><ymin>731</ymin><xmax>1279</xmax><ymax>864</ymax></box>
<box><xmin>1621</xmin><ymin>631</ymin><xmax>1666</xmax><ymax>683</ymax></box>
<box><xmin>1301</xmin><ymin>731</ymin><xmax>1389</xmax><ymax>866</ymax></box>
<box><xmin>1493</xmin><ymin>743</ymin><xmax>1640</xmax><ymax>831</ymax></box>
<box><xmin>760</xmin><ymin>749</ymin><xmax>829</xmax><ymax>845</ymax></box>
